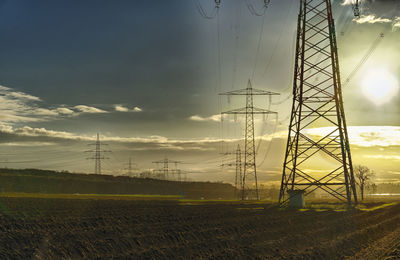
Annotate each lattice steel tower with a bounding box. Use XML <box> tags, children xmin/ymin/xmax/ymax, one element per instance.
<box><xmin>221</xmin><ymin>145</ymin><xmax>243</xmax><ymax>199</ymax></box>
<box><xmin>221</xmin><ymin>80</ymin><xmax>278</xmax><ymax>200</ymax></box>
<box><xmin>86</xmin><ymin>133</ymin><xmax>110</xmax><ymax>175</ymax></box>
<box><xmin>279</xmin><ymin>0</ymin><xmax>358</xmax><ymax>206</ymax></box>
<box><xmin>235</xmin><ymin>144</ymin><xmax>243</xmax><ymax>199</ymax></box>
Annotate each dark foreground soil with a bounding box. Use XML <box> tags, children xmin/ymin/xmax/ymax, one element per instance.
<box><xmin>1</xmin><ymin>197</ymin><xmax>400</xmax><ymax>259</ymax></box>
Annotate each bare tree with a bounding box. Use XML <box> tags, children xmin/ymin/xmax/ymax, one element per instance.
<box><xmin>368</xmin><ymin>183</ymin><xmax>378</xmax><ymax>195</ymax></box>
<box><xmin>354</xmin><ymin>165</ymin><xmax>375</xmax><ymax>201</ymax></box>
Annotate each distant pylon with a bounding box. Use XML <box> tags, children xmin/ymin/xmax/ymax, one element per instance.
<box><xmin>220</xmin><ymin>80</ymin><xmax>279</xmax><ymax>200</ymax></box>
<box><xmin>220</xmin><ymin>144</ymin><xmax>243</xmax><ymax>199</ymax></box>
<box><xmin>279</xmin><ymin>0</ymin><xmax>358</xmax><ymax>206</ymax></box>
<box><xmin>86</xmin><ymin>133</ymin><xmax>110</xmax><ymax>174</ymax></box>
<box><xmin>152</xmin><ymin>158</ymin><xmax>183</xmax><ymax>181</ymax></box>
<box><xmin>235</xmin><ymin>145</ymin><xmax>242</xmax><ymax>199</ymax></box>
<box><xmin>128</xmin><ymin>157</ymin><xmax>133</xmax><ymax>175</ymax></box>
<box><xmin>125</xmin><ymin>157</ymin><xmax>138</xmax><ymax>177</ymax></box>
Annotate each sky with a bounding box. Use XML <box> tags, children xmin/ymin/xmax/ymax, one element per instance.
<box><xmin>0</xmin><ymin>0</ymin><xmax>399</xmax><ymax>185</ymax></box>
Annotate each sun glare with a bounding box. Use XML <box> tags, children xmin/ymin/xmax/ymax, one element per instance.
<box><xmin>361</xmin><ymin>69</ymin><xmax>399</xmax><ymax>105</ymax></box>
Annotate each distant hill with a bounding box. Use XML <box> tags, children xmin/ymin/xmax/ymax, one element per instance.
<box><xmin>0</xmin><ymin>168</ymin><xmax>235</xmax><ymax>199</ymax></box>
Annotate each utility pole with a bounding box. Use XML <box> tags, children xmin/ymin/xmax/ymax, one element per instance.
<box><xmin>86</xmin><ymin>133</ymin><xmax>110</xmax><ymax>175</ymax></box>
<box><xmin>279</xmin><ymin>0</ymin><xmax>358</xmax><ymax>206</ymax></box>
<box><xmin>221</xmin><ymin>144</ymin><xmax>243</xmax><ymax>199</ymax></box>
<box><xmin>220</xmin><ymin>80</ymin><xmax>279</xmax><ymax>200</ymax></box>
<box><xmin>152</xmin><ymin>158</ymin><xmax>183</xmax><ymax>181</ymax></box>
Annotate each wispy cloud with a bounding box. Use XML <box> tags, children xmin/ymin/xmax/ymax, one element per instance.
<box><xmin>363</xmin><ymin>154</ymin><xmax>400</xmax><ymax>160</ymax></box>
<box><xmin>115</xmin><ymin>105</ymin><xmax>143</xmax><ymax>113</ymax></box>
<box><xmin>56</xmin><ymin>107</ymin><xmax>75</xmax><ymax>115</ymax></box>
<box><xmin>189</xmin><ymin>114</ymin><xmax>221</xmax><ymax>122</ymax></box>
<box><xmin>133</xmin><ymin>106</ymin><xmax>142</xmax><ymax>112</ymax></box>
<box><xmin>115</xmin><ymin>105</ymin><xmax>129</xmax><ymax>112</ymax></box>
<box><xmin>354</xmin><ymin>15</ymin><xmax>392</xmax><ymax>24</ymax></box>
<box><xmin>74</xmin><ymin>105</ymin><xmax>107</xmax><ymax>114</ymax></box>
<box><xmin>302</xmin><ymin>126</ymin><xmax>400</xmax><ymax>147</ymax></box>
<box><xmin>0</xmin><ymin>124</ymin><xmax>227</xmax><ymax>151</ymax></box>
<box><xmin>341</xmin><ymin>0</ymin><xmax>361</xmax><ymax>5</ymax></box>
<box><xmin>0</xmin><ymin>86</ymin><xmax>41</xmax><ymax>102</ymax></box>
<box><xmin>0</xmin><ymin>85</ymin><xmax>110</xmax><ymax>123</ymax></box>
<box><xmin>393</xmin><ymin>17</ymin><xmax>400</xmax><ymax>30</ymax></box>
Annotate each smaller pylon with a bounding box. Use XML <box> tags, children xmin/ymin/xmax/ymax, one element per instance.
<box><xmin>86</xmin><ymin>133</ymin><xmax>110</xmax><ymax>175</ymax></box>
<box><xmin>221</xmin><ymin>145</ymin><xmax>243</xmax><ymax>199</ymax></box>
<box><xmin>124</xmin><ymin>157</ymin><xmax>138</xmax><ymax>177</ymax></box>
<box><xmin>152</xmin><ymin>158</ymin><xmax>183</xmax><ymax>181</ymax></box>
<box><xmin>235</xmin><ymin>145</ymin><xmax>243</xmax><ymax>199</ymax></box>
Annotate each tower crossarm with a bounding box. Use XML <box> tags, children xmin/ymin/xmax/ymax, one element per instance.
<box><xmin>222</xmin><ymin>107</ymin><xmax>277</xmax><ymax>115</ymax></box>
<box><xmin>219</xmin><ymin>88</ymin><xmax>279</xmax><ymax>96</ymax></box>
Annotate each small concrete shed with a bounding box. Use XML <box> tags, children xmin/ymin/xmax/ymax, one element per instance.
<box><xmin>287</xmin><ymin>189</ymin><xmax>305</xmax><ymax>208</ymax></box>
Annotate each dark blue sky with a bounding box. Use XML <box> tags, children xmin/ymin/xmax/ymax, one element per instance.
<box><xmin>0</xmin><ymin>0</ymin><xmax>199</xmax><ymax>104</ymax></box>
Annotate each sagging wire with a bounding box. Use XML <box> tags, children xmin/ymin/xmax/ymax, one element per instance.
<box><xmin>342</xmin><ymin>32</ymin><xmax>385</xmax><ymax>88</ymax></box>
<box><xmin>251</xmin><ymin>9</ymin><xmax>267</xmax><ymax>80</ymax></box>
<box><xmin>194</xmin><ymin>0</ymin><xmax>221</xmax><ymax>19</ymax></box>
<box><xmin>245</xmin><ymin>0</ymin><xmax>270</xmax><ymax>17</ymax></box>
<box><xmin>257</xmin><ymin>113</ymin><xmax>279</xmax><ymax>167</ymax></box>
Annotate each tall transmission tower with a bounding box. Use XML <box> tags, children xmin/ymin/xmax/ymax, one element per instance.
<box><xmin>220</xmin><ymin>80</ymin><xmax>279</xmax><ymax>200</ymax></box>
<box><xmin>86</xmin><ymin>133</ymin><xmax>110</xmax><ymax>175</ymax></box>
<box><xmin>221</xmin><ymin>144</ymin><xmax>243</xmax><ymax>199</ymax></box>
<box><xmin>279</xmin><ymin>0</ymin><xmax>358</xmax><ymax>206</ymax></box>
<box><xmin>152</xmin><ymin>158</ymin><xmax>183</xmax><ymax>181</ymax></box>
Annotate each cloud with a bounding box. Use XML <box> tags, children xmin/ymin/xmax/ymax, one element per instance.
<box><xmin>74</xmin><ymin>105</ymin><xmax>107</xmax><ymax>114</ymax></box>
<box><xmin>133</xmin><ymin>106</ymin><xmax>142</xmax><ymax>112</ymax></box>
<box><xmin>189</xmin><ymin>114</ymin><xmax>221</xmax><ymax>122</ymax></box>
<box><xmin>115</xmin><ymin>105</ymin><xmax>142</xmax><ymax>112</ymax></box>
<box><xmin>32</xmin><ymin>108</ymin><xmax>59</xmax><ymax>116</ymax></box>
<box><xmin>0</xmin><ymin>124</ymin><xmax>226</xmax><ymax>147</ymax></box>
<box><xmin>56</xmin><ymin>107</ymin><xmax>75</xmax><ymax>115</ymax></box>
<box><xmin>0</xmin><ymin>141</ymin><xmax>56</xmax><ymax>147</ymax></box>
<box><xmin>341</xmin><ymin>0</ymin><xmax>360</xmax><ymax>5</ymax></box>
<box><xmin>0</xmin><ymin>85</ymin><xmax>111</xmax><ymax>123</ymax></box>
<box><xmin>354</xmin><ymin>15</ymin><xmax>392</xmax><ymax>24</ymax></box>
<box><xmin>393</xmin><ymin>17</ymin><xmax>400</xmax><ymax>30</ymax></box>
<box><xmin>0</xmin><ymin>86</ymin><xmax>41</xmax><ymax>102</ymax></box>
<box><xmin>115</xmin><ymin>105</ymin><xmax>129</xmax><ymax>112</ymax></box>
<box><xmin>363</xmin><ymin>154</ymin><xmax>400</xmax><ymax>160</ymax></box>
<box><xmin>343</xmin><ymin>0</ymin><xmax>400</xmax><ymax>29</ymax></box>
<box><xmin>302</xmin><ymin>126</ymin><xmax>400</xmax><ymax>147</ymax></box>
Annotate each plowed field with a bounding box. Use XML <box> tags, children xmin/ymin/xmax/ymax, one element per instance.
<box><xmin>1</xmin><ymin>196</ymin><xmax>400</xmax><ymax>259</ymax></box>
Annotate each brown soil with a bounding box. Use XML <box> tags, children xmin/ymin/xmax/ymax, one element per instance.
<box><xmin>0</xmin><ymin>197</ymin><xmax>400</xmax><ymax>259</ymax></box>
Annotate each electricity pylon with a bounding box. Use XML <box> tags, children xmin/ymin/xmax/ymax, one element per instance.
<box><xmin>152</xmin><ymin>158</ymin><xmax>183</xmax><ymax>181</ymax></box>
<box><xmin>86</xmin><ymin>133</ymin><xmax>110</xmax><ymax>175</ymax></box>
<box><xmin>124</xmin><ymin>157</ymin><xmax>138</xmax><ymax>177</ymax></box>
<box><xmin>220</xmin><ymin>80</ymin><xmax>279</xmax><ymax>200</ymax></box>
<box><xmin>279</xmin><ymin>0</ymin><xmax>358</xmax><ymax>206</ymax></box>
<box><xmin>221</xmin><ymin>144</ymin><xmax>243</xmax><ymax>199</ymax></box>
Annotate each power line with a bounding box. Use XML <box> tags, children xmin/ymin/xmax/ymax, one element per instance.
<box><xmin>194</xmin><ymin>0</ymin><xmax>221</xmax><ymax>20</ymax></box>
<box><xmin>245</xmin><ymin>0</ymin><xmax>270</xmax><ymax>17</ymax></box>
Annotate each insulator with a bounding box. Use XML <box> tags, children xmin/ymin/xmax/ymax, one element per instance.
<box><xmin>227</xmin><ymin>96</ymin><xmax>231</xmax><ymax>104</ymax></box>
<box><xmin>234</xmin><ymin>114</ymin><xmax>237</xmax><ymax>122</ymax></box>
<box><xmin>215</xmin><ymin>0</ymin><xmax>221</xmax><ymax>7</ymax></box>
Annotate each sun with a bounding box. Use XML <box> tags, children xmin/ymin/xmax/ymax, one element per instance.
<box><xmin>361</xmin><ymin>69</ymin><xmax>399</xmax><ymax>106</ymax></box>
